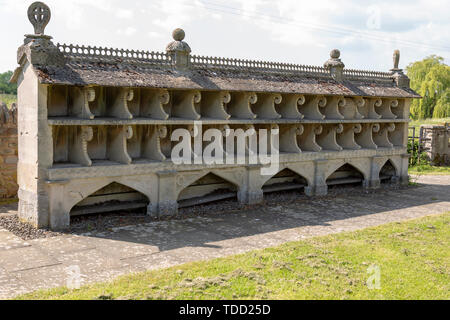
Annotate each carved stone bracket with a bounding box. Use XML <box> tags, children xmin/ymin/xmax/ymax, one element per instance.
<box><xmin>316</xmin><ymin>124</ymin><xmax>344</xmax><ymax>151</ymax></box>
<box><xmin>228</xmin><ymin>92</ymin><xmax>258</xmax><ymax>119</ymax></box>
<box><xmin>201</xmin><ymin>91</ymin><xmax>231</xmax><ymax>119</ymax></box>
<box><xmin>107</xmin><ymin>126</ymin><xmax>133</xmax><ymax>164</ymax></box>
<box><xmin>378</xmin><ymin>99</ymin><xmax>398</xmax><ymax>119</ymax></box>
<box><xmin>297</xmin><ymin>124</ymin><xmax>323</xmax><ymax>152</ymax></box>
<box><xmin>252</xmin><ymin>93</ymin><xmax>282</xmax><ymax>119</ymax></box>
<box><xmin>143</xmin><ymin>125</ymin><xmax>168</xmax><ymax>161</ymax></box>
<box><xmin>362</xmin><ymin>98</ymin><xmax>382</xmax><ymax>119</ymax></box>
<box><xmin>141</xmin><ymin>89</ymin><xmax>170</xmax><ymax>120</ymax></box>
<box><xmin>107</xmin><ymin>88</ymin><xmax>134</xmax><ymax>119</ymax></box>
<box><xmin>373</xmin><ymin>123</ymin><xmax>395</xmax><ymax>148</ymax></box>
<box><xmin>280</xmin><ymin>124</ymin><xmax>304</xmax><ymax>153</ymax></box>
<box><xmin>355</xmin><ymin>123</ymin><xmax>379</xmax><ymax>149</ymax></box>
<box><xmin>276</xmin><ymin>94</ymin><xmax>305</xmax><ymax>119</ymax></box>
<box><xmin>69</xmin><ymin>87</ymin><xmax>95</xmax><ymax>119</ymax></box>
<box><xmin>68</xmin><ymin>126</ymin><xmax>93</xmax><ymax>166</ymax></box>
<box><xmin>337</xmin><ymin>123</ymin><xmax>362</xmax><ymax>150</ymax></box>
<box><xmin>300</xmin><ymin>96</ymin><xmax>326</xmax><ymax>120</ymax></box>
<box><xmin>321</xmin><ymin>96</ymin><xmax>345</xmax><ymax>120</ymax></box>
<box><xmin>340</xmin><ymin>97</ymin><xmax>365</xmax><ymax>119</ymax></box>
<box><xmin>172</xmin><ymin>90</ymin><xmax>201</xmax><ymax>120</ymax></box>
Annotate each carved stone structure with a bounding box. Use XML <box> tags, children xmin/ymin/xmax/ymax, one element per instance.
<box><xmin>11</xmin><ymin>3</ymin><xmax>420</xmax><ymax>230</ymax></box>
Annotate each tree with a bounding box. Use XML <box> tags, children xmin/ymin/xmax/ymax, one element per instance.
<box><xmin>0</xmin><ymin>71</ymin><xmax>17</xmax><ymax>95</ymax></box>
<box><xmin>406</xmin><ymin>56</ymin><xmax>450</xmax><ymax>119</ymax></box>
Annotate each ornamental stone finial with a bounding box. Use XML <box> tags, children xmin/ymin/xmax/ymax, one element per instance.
<box><xmin>390</xmin><ymin>49</ymin><xmax>410</xmax><ymax>88</ymax></box>
<box><xmin>324</xmin><ymin>49</ymin><xmax>345</xmax><ymax>82</ymax></box>
<box><xmin>166</xmin><ymin>28</ymin><xmax>191</xmax><ymax>71</ymax></box>
<box><xmin>27</xmin><ymin>2</ymin><xmax>51</xmax><ymax>35</ymax></box>
<box><xmin>392</xmin><ymin>49</ymin><xmax>400</xmax><ymax>70</ymax></box>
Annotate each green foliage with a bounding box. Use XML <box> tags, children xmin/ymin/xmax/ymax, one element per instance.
<box><xmin>0</xmin><ymin>71</ymin><xmax>17</xmax><ymax>95</ymax></box>
<box><xmin>407</xmin><ymin>140</ymin><xmax>428</xmax><ymax>166</ymax></box>
<box><xmin>407</xmin><ymin>56</ymin><xmax>450</xmax><ymax>119</ymax></box>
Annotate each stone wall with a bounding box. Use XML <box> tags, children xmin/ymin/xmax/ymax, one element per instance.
<box><xmin>421</xmin><ymin>124</ymin><xmax>450</xmax><ymax>165</ymax></box>
<box><xmin>0</xmin><ymin>102</ymin><xmax>18</xmax><ymax>198</ymax></box>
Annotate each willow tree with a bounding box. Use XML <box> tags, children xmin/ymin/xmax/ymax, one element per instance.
<box><xmin>406</xmin><ymin>56</ymin><xmax>450</xmax><ymax>119</ymax></box>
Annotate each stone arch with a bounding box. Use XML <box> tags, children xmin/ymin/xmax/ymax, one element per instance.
<box><xmin>325</xmin><ymin>159</ymin><xmax>369</xmax><ymax>181</ymax></box>
<box><xmin>262</xmin><ymin>168</ymin><xmax>309</xmax><ymax>194</ymax></box>
<box><xmin>326</xmin><ymin>163</ymin><xmax>365</xmax><ymax>186</ymax></box>
<box><xmin>68</xmin><ymin>180</ymin><xmax>150</xmax><ymax>216</ymax></box>
<box><xmin>379</xmin><ymin>159</ymin><xmax>399</xmax><ymax>183</ymax></box>
<box><xmin>177</xmin><ymin>172</ymin><xmax>239</xmax><ymax>208</ymax></box>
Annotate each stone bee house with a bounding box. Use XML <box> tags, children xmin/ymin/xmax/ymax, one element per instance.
<box><xmin>11</xmin><ymin>2</ymin><xmax>420</xmax><ymax>230</ymax></box>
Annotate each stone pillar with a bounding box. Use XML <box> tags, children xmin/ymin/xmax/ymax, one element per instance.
<box><xmin>17</xmin><ymin>65</ymin><xmax>53</xmax><ymax>228</ymax></box>
<box><xmin>155</xmin><ymin>170</ymin><xmax>178</xmax><ymax>216</ymax></box>
<box><xmin>368</xmin><ymin>156</ymin><xmax>385</xmax><ymax>189</ymax></box>
<box><xmin>311</xmin><ymin>159</ymin><xmax>328</xmax><ymax>196</ymax></box>
<box><xmin>47</xmin><ymin>180</ymin><xmax>70</xmax><ymax>230</ymax></box>
<box><xmin>421</xmin><ymin>125</ymin><xmax>449</xmax><ymax>165</ymax></box>
<box><xmin>239</xmin><ymin>165</ymin><xmax>264</xmax><ymax>205</ymax></box>
<box><xmin>400</xmin><ymin>154</ymin><xmax>410</xmax><ymax>185</ymax></box>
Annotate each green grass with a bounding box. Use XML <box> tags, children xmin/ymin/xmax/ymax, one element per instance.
<box><xmin>409</xmin><ymin>164</ymin><xmax>450</xmax><ymax>175</ymax></box>
<box><xmin>0</xmin><ymin>94</ymin><xmax>17</xmax><ymax>107</ymax></box>
<box><xmin>16</xmin><ymin>213</ymin><xmax>450</xmax><ymax>300</ymax></box>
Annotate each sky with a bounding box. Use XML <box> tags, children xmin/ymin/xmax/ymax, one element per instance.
<box><xmin>0</xmin><ymin>0</ymin><xmax>449</xmax><ymax>72</ymax></box>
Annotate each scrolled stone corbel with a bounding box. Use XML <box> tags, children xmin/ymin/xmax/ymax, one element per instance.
<box><xmin>276</xmin><ymin>94</ymin><xmax>305</xmax><ymax>119</ymax></box>
<box><xmin>337</xmin><ymin>123</ymin><xmax>362</xmax><ymax>150</ymax></box>
<box><xmin>106</xmin><ymin>88</ymin><xmax>134</xmax><ymax>119</ymax></box>
<box><xmin>69</xmin><ymin>87</ymin><xmax>95</xmax><ymax>119</ymax></box>
<box><xmin>172</xmin><ymin>90</ymin><xmax>202</xmax><ymax>120</ymax></box>
<box><xmin>378</xmin><ymin>99</ymin><xmax>398</xmax><ymax>119</ymax></box>
<box><xmin>340</xmin><ymin>97</ymin><xmax>365</xmax><ymax>119</ymax></box>
<box><xmin>280</xmin><ymin>124</ymin><xmax>304</xmax><ymax>153</ymax></box>
<box><xmin>142</xmin><ymin>125</ymin><xmax>168</xmax><ymax>161</ymax></box>
<box><xmin>316</xmin><ymin>124</ymin><xmax>344</xmax><ymax>151</ymax></box>
<box><xmin>69</xmin><ymin>126</ymin><xmax>93</xmax><ymax>166</ymax></box>
<box><xmin>201</xmin><ymin>91</ymin><xmax>232</xmax><ymax>119</ymax></box>
<box><xmin>321</xmin><ymin>96</ymin><xmax>345</xmax><ymax>120</ymax></box>
<box><xmin>373</xmin><ymin>123</ymin><xmax>395</xmax><ymax>148</ymax></box>
<box><xmin>252</xmin><ymin>93</ymin><xmax>282</xmax><ymax>119</ymax></box>
<box><xmin>362</xmin><ymin>98</ymin><xmax>382</xmax><ymax>119</ymax></box>
<box><xmin>141</xmin><ymin>89</ymin><xmax>170</xmax><ymax>120</ymax></box>
<box><xmin>299</xmin><ymin>95</ymin><xmax>326</xmax><ymax>120</ymax></box>
<box><xmin>355</xmin><ymin>123</ymin><xmax>379</xmax><ymax>149</ymax></box>
<box><xmin>297</xmin><ymin>124</ymin><xmax>322</xmax><ymax>152</ymax></box>
<box><xmin>227</xmin><ymin>92</ymin><xmax>258</xmax><ymax>119</ymax></box>
<box><xmin>107</xmin><ymin>125</ymin><xmax>133</xmax><ymax>164</ymax></box>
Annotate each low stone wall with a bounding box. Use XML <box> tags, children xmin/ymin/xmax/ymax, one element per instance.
<box><xmin>0</xmin><ymin>102</ymin><xmax>18</xmax><ymax>198</ymax></box>
<box><xmin>421</xmin><ymin>124</ymin><xmax>450</xmax><ymax>166</ymax></box>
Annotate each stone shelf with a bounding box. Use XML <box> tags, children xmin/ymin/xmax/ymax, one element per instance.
<box><xmin>48</xmin><ymin>117</ymin><xmax>410</xmax><ymax>126</ymax></box>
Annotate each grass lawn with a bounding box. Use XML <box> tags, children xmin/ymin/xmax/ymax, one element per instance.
<box><xmin>0</xmin><ymin>94</ymin><xmax>16</xmax><ymax>107</ymax></box>
<box><xmin>409</xmin><ymin>164</ymin><xmax>450</xmax><ymax>175</ymax></box>
<box><xmin>16</xmin><ymin>212</ymin><xmax>450</xmax><ymax>300</ymax></box>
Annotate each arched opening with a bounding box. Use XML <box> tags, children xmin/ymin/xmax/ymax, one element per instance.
<box><xmin>70</xmin><ymin>182</ymin><xmax>150</xmax><ymax>216</ymax></box>
<box><xmin>379</xmin><ymin>160</ymin><xmax>398</xmax><ymax>183</ymax></box>
<box><xmin>178</xmin><ymin>173</ymin><xmax>238</xmax><ymax>208</ymax></box>
<box><xmin>326</xmin><ymin>163</ymin><xmax>364</xmax><ymax>187</ymax></box>
<box><xmin>262</xmin><ymin>168</ymin><xmax>308</xmax><ymax>194</ymax></box>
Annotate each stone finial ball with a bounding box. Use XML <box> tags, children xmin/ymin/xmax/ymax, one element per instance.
<box><xmin>172</xmin><ymin>28</ymin><xmax>185</xmax><ymax>41</ymax></box>
<box><xmin>330</xmin><ymin>49</ymin><xmax>341</xmax><ymax>59</ymax></box>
